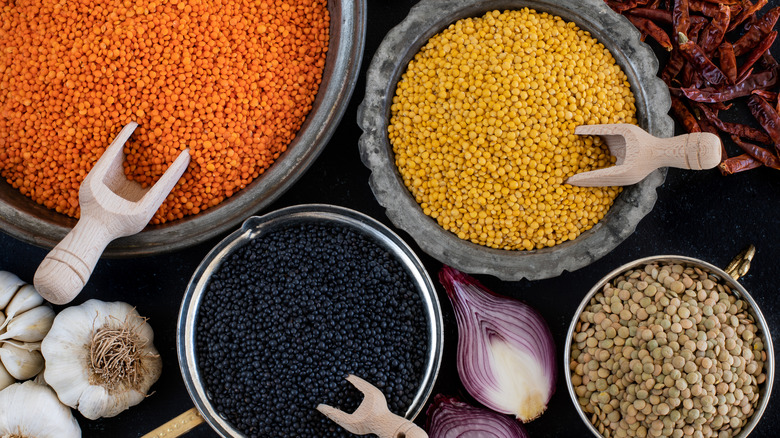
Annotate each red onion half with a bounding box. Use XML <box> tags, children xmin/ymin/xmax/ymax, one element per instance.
<box><xmin>426</xmin><ymin>394</ymin><xmax>529</xmax><ymax>438</ymax></box>
<box><xmin>439</xmin><ymin>266</ymin><xmax>556</xmax><ymax>422</ymax></box>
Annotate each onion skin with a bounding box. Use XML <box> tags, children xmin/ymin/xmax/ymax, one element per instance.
<box><xmin>439</xmin><ymin>266</ymin><xmax>556</xmax><ymax>422</ymax></box>
<box><xmin>426</xmin><ymin>394</ymin><xmax>529</xmax><ymax>438</ymax></box>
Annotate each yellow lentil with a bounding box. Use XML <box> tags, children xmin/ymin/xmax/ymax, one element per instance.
<box><xmin>388</xmin><ymin>8</ymin><xmax>637</xmax><ymax>250</ymax></box>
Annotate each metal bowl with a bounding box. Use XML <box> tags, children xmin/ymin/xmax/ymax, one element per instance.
<box><xmin>358</xmin><ymin>0</ymin><xmax>674</xmax><ymax>281</ymax></box>
<box><xmin>176</xmin><ymin>204</ymin><xmax>444</xmax><ymax>437</ymax></box>
<box><xmin>564</xmin><ymin>255</ymin><xmax>775</xmax><ymax>438</ymax></box>
<box><xmin>0</xmin><ymin>0</ymin><xmax>366</xmax><ymax>257</ymax></box>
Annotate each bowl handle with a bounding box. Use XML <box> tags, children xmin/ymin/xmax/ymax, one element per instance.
<box><xmin>142</xmin><ymin>407</ymin><xmax>205</xmax><ymax>438</ymax></box>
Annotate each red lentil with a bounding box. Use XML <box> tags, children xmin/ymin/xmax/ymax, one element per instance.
<box><xmin>0</xmin><ymin>0</ymin><xmax>330</xmax><ymax>223</ymax></box>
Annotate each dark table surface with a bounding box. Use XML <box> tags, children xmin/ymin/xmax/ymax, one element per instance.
<box><xmin>2</xmin><ymin>1</ymin><xmax>779</xmax><ymax>437</ymax></box>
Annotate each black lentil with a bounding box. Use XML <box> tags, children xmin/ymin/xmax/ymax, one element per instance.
<box><xmin>195</xmin><ymin>222</ymin><xmax>429</xmax><ymax>437</ymax></box>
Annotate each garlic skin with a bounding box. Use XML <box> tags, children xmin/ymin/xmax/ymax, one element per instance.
<box><xmin>0</xmin><ymin>305</ymin><xmax>55</xmax><ymax>342</ymax></box>
<box><xmin>0</xmin><ymin>381</ymin><xmax>81</xmax><ymax>438</ymax></box>
<box><xmin>0</xmin><ymin>271</ymin><xmax>53</xmax><ymax>391</ymax></box>
<box><xmin>0</xmin><ymin>362</ymin><xmax>14</xmax><ymax>390</ymax></box>
<box><xmin>42</xmin><ymin>299</ymin><xmax>162</xmax><ymax>420</ymax></box>
<box><xmin>0</xmin><ymin>342</ymin><xmax>44</xmax><ymax>380</ymax></box>
<box><xmin>3</xmin><ymin>283</ymin><xmax>45</xmax><ymax>323</ymax></box>
<box><xmin>0</xmin><ymin>271</ymin><xmax>25</xmax><ymax>309</ymax></box>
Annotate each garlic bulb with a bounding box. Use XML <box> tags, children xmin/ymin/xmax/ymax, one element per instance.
<box><xmin>0</xmin><ymin>271</ymin><xmax>52</xmax><ymax>391</ymax></box>
<box><xmin>41</xmin><ymin>299</ymin><xmax>162</xmax><ymax>420</ymax></box>
<box><xmin>0</xmin><ymin>381</ymin><xmax>81</xmax><ymax>437</ymax></box>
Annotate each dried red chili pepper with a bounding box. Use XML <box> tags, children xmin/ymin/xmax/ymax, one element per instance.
<box><xmin>627</xmin><ymin>7</ymin><xmax>674</xmax><ymax>24</ymax></box>
<box><xmin>733</xmin><ymin>7</ymin><xmax>780</xmax><ymax>56</ymax></box>
<box><xmin>627</xmin><ymin>15</ymin><xmax>674</xmax><ymax>50</ymax></box>
<box><xmin>752</xmin><ymin>90</ymin><xmax>778</xmax><ymax>102</ymax></box>
<box><xmin>730</xmin><ymin>135</ymin><xmax>780</xmax><ymax>169</ymax></box>
<box><xmin>696</xmin><ymin>101</ymin><xmax>773</xmax><ymax>144</ymax></box>
<box><xmin>728</xmin><ymin>0</ymin><xmax>768</xmax><ymax>32</ymax></box>
<box><xmin>689</xmin><ymin>0</ymin><xmax>725</xmax><ymax>17</ymax></box>
<box><xmin>681</xmin><ymin>70</ymin><xmax>778</xmax><ymax>102</ymax></box>
<box><xmin>673</xmin><ymin>0</ymin><xmax>691</xmax><ymax>36</ymax></box>
<box><xmin>719</xmin><ymin>154</ymin><xmax>763</xmax><ymax>175</ymax></box>
<box><xmin>747</xmin><ymin>94</ymin><xmax>780</xmax><ymax>147</ymax></box>
<box><xmin>671</xmin><ymin>97</ymin><xmax>702</xmax><ymax>133</ymax></box>
<box><xmin>737</xmin><ymin>31</ymin><xmax>778</xmax><ymax>80</ymax></box>
<box><xmin>677</xmin><ymin>33</ymin><xmax>730</xmax><ymax>85</ymax></box>
<box><xmin>607</xmin><ymin>0</ymin><xmax>644</xmax><ymax>13</ymax></box>
<box><xmin>699</xmin><ymin>3</ymin><xmax>730</xmax><ymax>55</ymax></box>
<box><xmin>718</xmin><ymin>42</ymin><xmax>738</xmax><ymax>84</ymax></box>
<box><xmin>662</xmin><ymin>50</ymin><xmax>686</xmax><ymax>85</ymax></box>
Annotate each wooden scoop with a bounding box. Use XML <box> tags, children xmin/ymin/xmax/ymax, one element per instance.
<box><xmin>34</xmin><ymin>122</ymin><xmax>190</xmax><ymax>305</ymax></box>
<box><xmin>566</xmin><ymin>124</ymin><xmax>722</xmax><ymax>187</ymax></box>
<box><xmin>317</xmin><ymin>375</ymin><xmax>428</xmax><ymax>438</ymax></box>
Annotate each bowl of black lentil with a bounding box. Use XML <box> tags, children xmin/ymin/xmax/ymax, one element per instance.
<box><xmin>564</xmin><ymin>255</ymin><xmax>774</xmax><ymax>438</ymax></box>
<box><xmin>177</xmin><ymin>204</ymin><xmax>444</xmax><ymax>438</ymax></box>
<box><xmin>358</xmin><ymin>0</ymin><xmax>674</xmax><ymax>281</ymax></box>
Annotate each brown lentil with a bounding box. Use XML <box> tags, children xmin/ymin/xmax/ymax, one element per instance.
<box><xmin>0</xmin><ymin>0</ymin><xmax>329</xmax><ymax>223</ymax></box>
<box><xmin>570</xmin><ymin>262</ymin><xmax>767</xmax><ymax>438</ymax></box>
<box><xmin>388</xmin><ymin>8</ymin><xmax>637</xmax><ymax>250</ymax></box>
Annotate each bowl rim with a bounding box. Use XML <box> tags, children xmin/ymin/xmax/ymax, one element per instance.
<box><xmin>563</xmin><ymin>255</ymin><xmax>775</xmax><ymax>438</ymax></box>
<box><xmin>176</xmin><ymin>203</ymin><xmax>445</xmax><ymax>437</ymax></box>
<box><xmin>0</xmin><ymin>0</ymin><xmax>367</xmax><ymax>257</ymax></box>
<box><xmin>357</xmin><ymin>0</ymin><xmax>675</xmax><ymax>281</ymax></box>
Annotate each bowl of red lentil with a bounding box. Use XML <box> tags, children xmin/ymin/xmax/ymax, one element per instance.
<box><xmin>564</xmin><ymin>255</ymin><xmax>774</xmax><ymax>438</ymax></box>
<box><xmin>358</xmin><ymin>0</ymin><xmax>674</xmax><ymax>280</ymax></box>
<box><xmin>0</xmin><ymin>0</ymin><xmax>365</xmax><ymax>256</ymax></box>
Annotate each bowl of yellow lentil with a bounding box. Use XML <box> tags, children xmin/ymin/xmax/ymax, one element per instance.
<box><xmin>358</xmin><ymin>0</ymin><xmax>674</xmax><ymax>280</ymax></box>
<box><xmin>0</xmin><ymin>0</ymin><xmax>365</xmax><ymax>256</ymax></box>
<box><xmin>564</xmin><ymin>255</ymin><xmax>774</xmax><ymax>438</ymax></box>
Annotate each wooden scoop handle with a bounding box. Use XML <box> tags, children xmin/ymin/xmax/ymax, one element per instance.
<box><xmin>34</xmin><ymin>214</ymin><xmax>114</xmax><ymax>305</ymax></box>
<box><xmin>653</xmin><ymin>132</ymin><xmax>722</xmax><ymax>170</ymax></box>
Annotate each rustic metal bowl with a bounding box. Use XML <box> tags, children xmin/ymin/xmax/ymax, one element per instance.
<box><xmin>0</xmin><ymin>0</ymin><xmax>366</xmax><ymax>257</ymax></box>
<box><xmin>177</xmin><ymin>203</ymin><xmax>444</xmax><ymax>437</ymax></box>
<box><xmin>358</xmin><ymin>0</ymin><xmax>674</xmax><ymax>281</ymax></box>
<box><xmin>564</xmin><ymin>255</ymin><xmax>774</xmax><ymax>438</ymax></box>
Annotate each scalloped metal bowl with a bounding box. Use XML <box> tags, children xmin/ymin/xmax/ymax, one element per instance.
<box><xmin>358</xmin><ymin>0</ymin><xmax>674</xmax><ymax>281</ymax></box>
<box><xmin>0</xmin><ymin>0</ymin><xmax>366</xmax><ymax>257</ymax></box>
<box><xmin>564</xmin><ymin>255</ymin><xmax>774</xmax><ymax>438</ymax></box>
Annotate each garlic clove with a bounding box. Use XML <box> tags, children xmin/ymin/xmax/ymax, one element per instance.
<box><xmin>41</xmin><ymin>304</ymin><xmax>95</xmax><ymax>408</ymax></box>
<box><xmin>0</xmin><ymin>342</ymin><xmax>44</xmax><ymax>380</ymax></box>
<box><xmin>0</xmin><ymin>381</ymin><xmax>81</xmax><ymax>438</ymax></box>
<box><xmin>0</xmin><ymin>311</ymin><xmax>5</xmax><ymax>328</ymax></box>
<box><xmin>1</xmin><ymin>339</ymin><xmax>42</xmax><ymax>352</ymax></box>
<box><xmin>0</xmin><ymin>360</ymin><xmax>15</xmax><ymax>392</ymax></box>
<box><xmin>0</xmin><ymin>271</ymin><xmax>25</xmax><ymax>309</ymax></box>
<box><xmin>3</xmin><ymin>283</ymin><xmax>44</xmax><ymax>323</ymax></box>
<box><xmin>0</xmin><ymin>305</ymin><xmax>55</xmax><ymax>343</ymax></box>
<box><xmin>78</xmin><ymin>385</ymin><xmax>147</xmax><ymax>420</ymax></box>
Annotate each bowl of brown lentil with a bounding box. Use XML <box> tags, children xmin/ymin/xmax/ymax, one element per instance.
<box><xmin>0</xmin><ymin>0</ymin><xmax>365</xmax><ymax>256</ymax></box>
<box><xmin>565</xmin><ymin>255</ymin><xmax>774</xmax><ymax>438</ymax></box>
<box><xmin>358</xmin><ymin>0</ymin><xmax>674</xmax><ymax>280</ymax></box>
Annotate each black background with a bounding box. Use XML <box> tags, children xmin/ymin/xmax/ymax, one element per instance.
<box><xmin>1</xmin><ymin>0</ymin><xmax>779</xmax><ymax>437</ymax></box>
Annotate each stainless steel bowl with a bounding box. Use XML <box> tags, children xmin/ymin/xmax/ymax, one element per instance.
<box><xmin>176</xmin><ymin>204</ymin><xmax>444</xmax><ymax>437</ymax></box>
<box><xmin>358</xmin><ymin>0</ymin><xmax>674</xmax><ymax>281</ymax></box>
<box><xmin>564</xmin><ymin>255</ymin><xmax>775</xmax><ymax>438</ymax></box>
<box><xmin>0</xmin><ymin>0</ymin><xmax>366</xmax><ymax>257</ymax></box>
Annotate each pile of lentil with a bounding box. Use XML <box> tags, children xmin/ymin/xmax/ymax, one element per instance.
<box><xmin>0</xmin><ymin>0</ymin><xmax>329</xmax><ymax>223</ymax></box>
<box><xmin>569</xmin><ymin>262</ymin><xmax>768</xmax><ymax>438</ymax></box>
<box><xmin>389</xmin><ymin>9</ymin><xmax>638</xmax><ymax>250</ymax></box>
<box><xmin>196</xmin><ymin>221</ymin><xmax>429</xmax><ymax>437</ymax></box>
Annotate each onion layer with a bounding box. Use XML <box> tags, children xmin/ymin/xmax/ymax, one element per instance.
<box><xmin>439</xmin><ymin>266</ymin><xmax>556</xmax><ymax>422</ymax></box>
<box><xmin>426</xmin><ymin>394</ymin><xmax>529</xmax><ymax>438</ymax></box>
